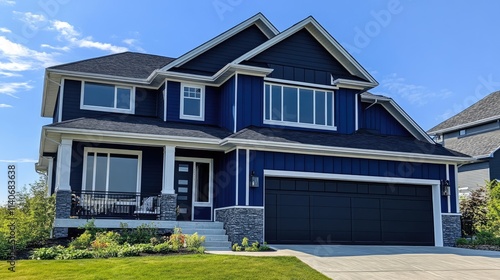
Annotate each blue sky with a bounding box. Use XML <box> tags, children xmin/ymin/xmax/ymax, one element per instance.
<box><xmin>1</xmin><ymin>0</ymin><xmax>500</xmax><ymax>204</ymax></box>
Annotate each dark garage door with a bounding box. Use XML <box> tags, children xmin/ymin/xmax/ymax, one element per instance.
<box><xmin>265</xmin><ymin>177</ymin><xmax>434</xmax><ymax>245</ymax></box>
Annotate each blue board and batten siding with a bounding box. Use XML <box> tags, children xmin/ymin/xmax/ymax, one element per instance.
<box><xmin>219</xmin><ymin>77</ymin><xmax>236</xmax><ymax>131</ymax></box>
<box><xmin>236</xmin><ymin>74</ymin><xmax>264</xmax><ymax>130</ymax></box>
<box><xmin>360</xmin><ymin>103</ymin><xmax>412</xmax><ymax>137</ymax></box>
<box><xmin>219</xmin><ymin>151</ymin><xmax>453</xmax><ymax>213</ymax></box>
<box><xmin>60</xmin><ymin>79</ymin><xmax>162</xmax><ymax>121</ymax></box>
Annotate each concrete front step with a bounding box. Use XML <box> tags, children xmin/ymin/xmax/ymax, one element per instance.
<box><xmin>175</xmin><ymin>221</ymin><xmax>231</xmax><ymax>250</ymax></box>
<box><xmin>203</xmin><ymin>241</ymin><xmax>232</xmax><ymax>248</ymax></box>
<box><xmin>205</xmin><ymin>246</ymin><xmax>232</xmax><ymax>251</ymax></box>
<box><xmin>177</xmin><ymin>221</ymin><xmax>225</xmax><ymax>229</ymax></box>
<box><xmin>203</xmin><ymin>235</ymin><xmax>229</xmax><ymax>242</ymax></box>
<box><xmin>182</xmin><ymin>228</ymin><xmax>226</xmax><ymax>235</ymax></box>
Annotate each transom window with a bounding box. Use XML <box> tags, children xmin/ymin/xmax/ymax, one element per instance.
<box><xmin>83</xmin><ymin>148</ymin><xmax>142</xmax><ymax>193</ymax></box>
<box><xmin>180</xmin><ymin>84</ymin><xmax>205</xmax><ymax>121</ymax></box>
<box><xmin>81</xmin><ymin>81</ymin><xmax>134</xmax><ymax>113</ymax></box>
<box><xmin>264</xmin><ymin>83</ymin><xmax>335</xmax><ymax>130</ymax></box>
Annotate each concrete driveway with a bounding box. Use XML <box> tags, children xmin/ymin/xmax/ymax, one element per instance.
<box><xmin>270</xmin><ymin>245</ymin><xmax>500</xmax><ymax>279</ymax></box>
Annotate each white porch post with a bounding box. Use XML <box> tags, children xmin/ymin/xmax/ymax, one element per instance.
<box><xmin>55</xmin><ymin>139</ymin><xmax>72</xmax><ymax>192</ymax></box>
<box><xmin>162</xmin><ymin>145</ymin><xmax>176</xmax><ymax>194</ymax></box>
<box><xmin>47</xmin><ymin>157</ymin><xmax>54</xmax><ymax>197</ymax></box>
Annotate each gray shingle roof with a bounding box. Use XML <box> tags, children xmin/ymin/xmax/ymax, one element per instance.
<box><xmin>49</xmin><ymin>52</ymin><xmax>176</xmax><ymax>79</ymax></box>
<box><xmin>428</xmin><ymin>91</ymin><xmax>500</xmax><ymax>133</ymax></box>
<box><xmin>230</xmin><ymin>126</ymin><xmax>467</xmax><ymax>157</ymax></box>
<box><xmin>47</xmin><ymin>114</ymin><xmax>232</xmax><ymax>139</ymax></box>
<box><xmin>442</xmin><ymin>129</ymin><xmax>500</xmax><ymax>158</ymax></box>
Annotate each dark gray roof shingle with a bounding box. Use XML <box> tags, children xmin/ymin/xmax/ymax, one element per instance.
<box><xmin>230</xmin><ymin>126</ymin><xmax>467</xmax><ymax>157</ymax></box>
<box><xmin>49</xmin><ymin>52</ymin><xmax>176</xmax><ymax>79</ymax></box>
<box><xmin>47</xmin><ymin>114</ymin><xmax>232</xmax><ymax>139</ymax></box>
<box><xmin>441</xmin><ymin>129</ymin><xmax>500</xmax><ymax>158</ymax></box>
<box><xmin>428</xmin><ymin>91</ymin><xmax>500</xmax><ymax>133</ymax></box>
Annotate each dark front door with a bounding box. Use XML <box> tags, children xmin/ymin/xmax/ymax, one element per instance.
<box><xmin>265</xmin><ymin>177</ymin><xmax>435</xmax><ymax>245</ymax></box>
<box><xmin>174</xmin><ymin>161</ymin><xmax>193</xmax><ymax>221</ymax></box>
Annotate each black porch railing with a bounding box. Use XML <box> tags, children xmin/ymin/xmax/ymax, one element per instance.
<box><xmin>71</xmin><ymin>191</ymin><xmax>161</xmax><ymax>220</ymax></box>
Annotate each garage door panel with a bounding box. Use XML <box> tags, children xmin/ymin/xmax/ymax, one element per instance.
<box><xmin>311</xmin><ymin>195</ymin><xmax>350</xmax><ymax>207</ymax></box>
<box><xmin>265</xmin><ymin>177</ymin><xmax>434</xmax><ymax>245</ymax></box>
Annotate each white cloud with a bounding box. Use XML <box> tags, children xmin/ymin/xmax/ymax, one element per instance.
<box><xmin>0</xmin><ymin>103</ymin><xmax>13</xmax><ymax>108</ymax></box>
<box><xmin>0</xmin><ymin>27</ymin><xmax>11</xmax><ymax>33</ymax></box>
<box><xmin>123</xmin><ymin>38</ymin><xmax>145</xmax><ymax>52</ymax></box>
<box><xmin>0</xmin><ymin>82</ymin><xmax>32</xmax><ymax>97</ymax></box>
<box><xmin>41</xmin><ymin>43</ymin><xmax>70</xmax><ymax>52</ymax></box>
<box><xmin>50</xmin><ymin>20</ymin><xmax>128</xmax><ymax>53</ymax></box>
<box><xmin>0</xmin><ymin>158</ymin><xmax>38</xmax><ymax>163</ymax></box>
<box><xmin>0</xmin><ymin>71</ymin><xmax>21</xmax><ymax>77</ymax></box>
<box><xmin>14</xmin><ymin>11</ymin><xmax>47</xmax><ymax>30</ymax></box>
<box><xmin>0</xmin><ymin>36</ymin><xmax>59</xmax><ymax>74</ymax></box>
<box><xmin>0</xmin><ymin>0</ymin><xmax>15</xmax><ymax>6</ymax></box>
<box><xmin>374</xmin><ymin>73</ymin><xmax>452</xmax><ymax>106</ymax></box>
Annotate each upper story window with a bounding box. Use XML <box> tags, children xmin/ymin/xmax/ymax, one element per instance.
<box><xmin>180</xmin><ymin>83</ymin><xmax>205</xmax><ymax>121</ymax></box>
<box><xmin>81</xmin><ymin>81</ymin><xmax>134</xmax><ymax>114</ymax></box>
<box><xmin>264</xmin><ymin>83</ymin><xmax>336</xmax><ymax>130</ymax></box>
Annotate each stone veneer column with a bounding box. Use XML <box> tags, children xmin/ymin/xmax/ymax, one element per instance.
<box><xmin>53</xmin><ymin>190</ymin><xmax>72</xmax><ymax>238</ymax></box>
<box><xmin>442</xmin><ymin>214</ymin><xmax>461</xmax><ymax>246</ymax></box>
<box><xmin>160</xmin><ymin>194</ymin><xmax>178</xmax><ymax>221</ymax></box>
<box><xmin>215</xmin><ymin>207</ymin><xmax>264</xmax><ymax>244</ymax></box>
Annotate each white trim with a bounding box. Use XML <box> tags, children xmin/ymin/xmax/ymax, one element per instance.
<box><xmin>55</xmin><ymin>139</ymin><xmax>72</xmax><ymax>192</ymax></box>
<box><xmin>263</xmin><ymin>82</ymin><xmax>337</xmax><ymax>131</ymax></box>
<box><xmin>162</xmin><ymin>146</ymin><xmax>176</xmax><ymax>195</ymax></box>
<box><xmin>223</xmin><ymin>138</ymin><xmax>473</xmax><ymax>164</ymax></box>
<box><xmin>58</xmin><ymin>78</ymin><xmax>64</xmax><ymax>122</ymax></box>
<box><xmin>180</xmin><ymin>83</ymin><xmax>205</xmax><ymax>121</ymax></box>
<box><xmin>263</xmin><ymin>169</ymin><xmax>443</xmax><ymax>247</ymax></box>
<box><xmin>264</xmin><ymin>77</ymin><xmax>338</xmax><ymax>91</ymax></box>
<box><xmin>47</xmin><ymin>157</ymin><xmax>54</xmax><ymax>197</ymax></box>
<box><xmin>235</xmin><ymin>148</ymin><xmax>239</xmax><ymax>206</ymax></box>
<box><xmin>355</xmin><ymin>93</ymin><xmax>359</xmax><ymax>131</ymax></box>
<box><xmin>446</xmin><ymin>164</ymin><xmax>451</xmax><ymax>213</ymax></box>
<box><xmin>455</xmin><ymin>164</ymin><xmax>460</xmax><ymax>214</ymax></box>
<box><xmin>234</xmin><ymin>73</ymin><xmax>238</xmax><ymax>133</ymax></box>
<box><xmin>81</xmin><ymin>147</ymin><xmax>142</xmax><ymax>193</ymax></box>
<box><xmin>80</xmin><ymin>80</ymin><xmax>135</xmax><ymax>114</ymax></box>
<box><xmin>232</xmin><ymin>16</ymin><xmax>378</xmax><ymax>88</ymax></box>
<box><xmin>163</xmin><ymin>82</ymin><xmax>167</xmax><ymax>122</ymax></box>
<box><xmin>429</xmin><ymin>115</ymin><xmax>500</xmax><ymax>135</ymax></box>
<box><xmin>245</xmin><ymin>149</ymin><xmax>250</xmax><ymax>206</ymax></box>
<box><xmin>175</xmin><ymin>157</ymin><xmax>214</xmax><ymax>221</ymax></box>
<box><xmin>441</xmin><ymin>213</ymin><xmax>462</xmax><ymax>216</ymax></box>
<box><xmin>161</xmin><ymin>13</ymin><xmax>278</xmax><ymax>71</ymax></box>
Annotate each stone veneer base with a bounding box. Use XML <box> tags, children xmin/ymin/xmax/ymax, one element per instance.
<box><xmin>215</xmin><ymin>207</ymin><xmax>263</xmax><ymax>244</ymax></box>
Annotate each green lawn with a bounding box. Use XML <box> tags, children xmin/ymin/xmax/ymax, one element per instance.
<box><xmin>0</xmin><ymin>254</ymin><xmax>328</xmax><ymax>279</ymax></box>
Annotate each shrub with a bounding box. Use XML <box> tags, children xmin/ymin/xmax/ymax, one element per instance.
<box><xmin>31</xmin><ymin>245</ymin><xmax>65</xmax><ymax>260</ymax></box>
<box><xmin>69</xmin><ymin>231</ymin><xmax>93</xmax><ymax>249</ymax></box>
<box><xmin>117</xmin><ymin>244</ymin><xmax>141</xmax><ymax>257</ymax></box>
<box><xmin>78</xmin><ymin>219</ymin><xmax>104</xmax><ymax>240</ymax></box>
<box><xmin>460</xmin><ymin>185</ymin><xmax>489</xmax><ymax>236</ymax></box>
<box><xmin>154</xmin><ymin>242</ymin><xmax>174</xmax><ymax>254</ymax></box>
<box><xmin>120</xmin><ymin>223</ymin><xmax>158</xmax><ymax>244</ymax></box>
<box><xmin>455</xmin><ymin>238</ymin><xmax>470</xmax><ymax>246</ymax></box>
<box><xmin>55</xmin><ymin>248</ymin><xmax>93</xmax><ymax>260</ymax></box>
<box><xmin>169</xmin><ymin>227</ymin><xmax>185</xmax><ymax>249</ymax></box>
<box><xmin>474</xmin><ymin>230</ymin><xmax>498</xmax><ymax>245</ymax></box>
<box><xmin>232</xmin><ymin>237</ymin><xmax>272</xmax><ymax>252</ymax></box>
<box><xmin>186</xmin><ymin>232</ymin><xmax>205</xmax><ymax>252</ymax></box>
<box><xmin>91</xmin><ymin>231</ymin><xmax>121</xmax><ymax>250</ymax></box>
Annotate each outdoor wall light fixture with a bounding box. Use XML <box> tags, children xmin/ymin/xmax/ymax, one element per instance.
<box><xmin>250</xmin><ymin>171</ymin><xmax>259</xmax><ymax>188</ymax></box>
<box><xmin>441</xmin><ymin>180</ymin><xmax>450</xmax><ymax>196</ymax></box>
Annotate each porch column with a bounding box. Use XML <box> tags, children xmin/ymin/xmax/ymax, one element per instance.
<box><xmin>160</xmin><ymin>145</ymin><xmax>177</xmax><ymax>221</ymax></box>
<box><xmin>54</xmin><ymin>138</ymin><xmax>72</xmax><ymax>238</ymax></box>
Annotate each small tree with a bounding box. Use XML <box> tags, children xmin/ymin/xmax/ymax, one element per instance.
<box><xmin>460</xmin><ymin>185</ymin><xmax>489</xmax><ymax>236</ymax></box>
<box><xmin>486</xmin><ymin>180</ymin><xmax>500</xmax><ymax>234</ymax></box>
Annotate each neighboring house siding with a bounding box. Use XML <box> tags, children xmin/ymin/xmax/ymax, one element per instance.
<box><xmin>173</xmin><ymin>25</ymin><xmax>269</xmax><ymax>75</ymax></box>
<box><xmin>219</xmin><ymin>77</ymin><xmax>236</xmax><ymax>131</ymax></box>
<box><xmin>490</xmin><ymin>149</ymin><xmax>500</xmax><ymax>181</ymax></box>
<box><xmin>247</xmin><ymin>151</ymin><xmax>448</xmax><ymax>209</ymax></box>
<box><xmin>61</xmin><ymin>79</ymin><xmax>161</xmax><ymax>121</ymax></box>
<box><xmin>458</xmin><ymin>161</ymin><xmax>490</xmax><ymax>190</ymax></box>
<box><xmin>466</xmin><ymin>121</ymin><xmax>499</xmax><ymax>135</ymax></box>
<box><xmin>166</xmin><ymin>81</ymin><xmax>220</xmax><ymax>125</ymax></box>
<box><xmin>360</xmin><ymin>103</ymin><xmax>412</xmax><ymax>137</ymax></box>
<box><xmin>247</xmin><ymin>29</ymin><xmax>360</xmax><ymax>84</ymax></box>
<box><xmin>236</xmin><ymin>74</ymin><xmax>264</xmax><ymax>130</ymax></box>
<box><xmin>69</xmin><ymin>141</ymin><xmax>163</xmax><ymax>194</ymax></box>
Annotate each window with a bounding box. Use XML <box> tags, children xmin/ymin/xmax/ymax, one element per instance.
<box><xmin>264</xmin><ymin>83</ymin><xmax>335</xmax><ymax>129</ymax></box>
<box><xmin>194</xmin><ymin>162</ymin><xmax>210</xmax><ymax>203</ymax></box>
<box><xmin>180</xmin><ymin>84</ymin><xmax>205</xmax><ymax>121</ymax></box>
<box><xmin>81</xmin><ymin>81</ymin><xmax>134</xmax><ymax>113</ymax></box>
<box><xmin>83</xmin><ymin>148</ymin><xmax>141</xmax><ymax>193</ymax></box>
<box><xmin>459</xmin><ymin>129</ymin><xmax>466</xmax><ymax>136</ymax></box>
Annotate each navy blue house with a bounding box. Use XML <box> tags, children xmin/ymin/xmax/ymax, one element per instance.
<box><xmin>36</xmin><ymin>14</ymin><xmax>470</xmax><ymax>248</ymax></box>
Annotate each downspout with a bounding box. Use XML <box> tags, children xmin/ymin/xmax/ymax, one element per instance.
<box><xmin>364</xmin><ymin>98</ymin><xmax>378</xmax><ymax>110</ymax></box>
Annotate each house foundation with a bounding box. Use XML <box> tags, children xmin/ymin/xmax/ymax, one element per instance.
<box><xmin>442</xmin><ymin>214</ymin><xmax>461</xmax><ymax>246</ymax></box>
<box><xmin>159</xmin><ymin>194</ymin><xmax>177</xmax><ymax>221</ymax></box>
<box><xmin>215</xmin><ymin>207</ymin><xmax>264</xmax><ymax>245</ymax></box>
<box><xmin>53</xmin><ymin>190</ymin><xmax>71</xmax><ymax>238</ymax></box>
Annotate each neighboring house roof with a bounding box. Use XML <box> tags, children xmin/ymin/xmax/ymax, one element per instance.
<box><xmin>49</xmin><ymin>52</ymin><xmax>176</xmax><ymax>79</ymax></box>
<box><xmin>440</xmin><ymin>129</ymin><xmax>500</xmax><ymax>158</ymax></box>
<box><xmin>227</xmin><ymin>126</ymin><xmax>466</xmax><ymax>158</ymax></box>
<box><xmin>428</xmin><ymin>91</ymin><xmax>500</xmax><ymax>134</ymax></box>
<box><xmin>46</xmin><ymin>114</ymin><xmax>232</xmax><ymax>140</ymax></box>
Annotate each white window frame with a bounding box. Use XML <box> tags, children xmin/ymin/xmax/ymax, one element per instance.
<box><xmin>81</xmin><ymin>147</ymin><xmax>142</xmax><ymax>193</ymax></box>
<box><xmin>263</xmin><ymin>82</ymin><xmax>337</xmax><ymax>131</ymax></box>
<box><xmin>80</xmin><ymin>80</ymin><xmax>135</xmax><ymax>114</ymax></box>
<box><xmin>180</xmin><ymin>83</ymin><xmax>205</xmax><ymax>121</ymax></box>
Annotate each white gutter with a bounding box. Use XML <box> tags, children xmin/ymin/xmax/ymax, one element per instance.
<box><xmin>429</xmin><ymin>115</ymin><xmax>500</xmax><ymax>135</ymax></box>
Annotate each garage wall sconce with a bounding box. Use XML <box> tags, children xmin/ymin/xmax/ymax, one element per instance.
<box><xmin>250</xmin><ymin>171</ymin><xmax>259</xmax><ymax>188</ymax></box>
<box><xmin>440</xmin><ymin>180</ymin><xmax>450</xmax><ymax>196</ymax></box>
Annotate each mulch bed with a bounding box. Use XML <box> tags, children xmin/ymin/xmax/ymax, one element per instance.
<box><xmin>457</xmin><ymin>245</ymin><xmax>500</xmax><ymax>251</ymax></box>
